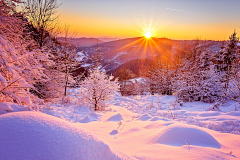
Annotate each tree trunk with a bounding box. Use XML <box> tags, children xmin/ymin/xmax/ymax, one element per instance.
<box><xmin>64</xmin><ymin>66</ymin><xmax>68</xmax><ymax>96</ymax></box>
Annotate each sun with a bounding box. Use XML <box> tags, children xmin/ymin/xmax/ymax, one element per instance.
<box><xmin>145</xmin><ymin>31</ymin><xmax>152</xmax><ymax>39</ymax></box>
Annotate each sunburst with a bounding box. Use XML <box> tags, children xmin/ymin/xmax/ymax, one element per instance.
<box><xmin>145</xmin><ymin>31</ymin><xmax>152</xmax><ymax>38</ymax></box>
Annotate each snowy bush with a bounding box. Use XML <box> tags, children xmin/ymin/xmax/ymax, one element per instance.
<box><xmin>61</xmin><ymin>95</ymin><xmax>72</xmax><ymax>107</ymax></box>
<box><xmin>207</xmin><ymin>102</ymin><xmax>221</xmax><ymax>111</ymax></box>
<box><xmin>78</xmin><ymin>68</ymin><xmax>120</xmax><ymax>111</ymax></box>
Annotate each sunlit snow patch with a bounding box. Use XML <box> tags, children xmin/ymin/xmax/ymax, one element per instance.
<box><xmin>143</xmin><ymin>122</ymin><xmax>172</xmax><ymax>129</ymax></box>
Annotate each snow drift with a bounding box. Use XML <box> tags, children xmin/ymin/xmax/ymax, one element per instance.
<box><xmin>0</xmin><ymin>102</ymin><xmax>29</xmax><ymax>115</ymax></box>
<box><xmin>80</xmin><ymin>112</ymin><xmax>99</xmax><ymax>123</ymax></box>
<box><xmin>154</xmin><ymin>123</ymin><xmax>220</xmax><ymax>148</ymax></box>
<box><xmin>0</xmin><ymin>111</ymin><xmax>133</xmax><ymax>160</ymax></box>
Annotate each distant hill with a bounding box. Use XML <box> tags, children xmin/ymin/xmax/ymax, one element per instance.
<box><xmin>71</xmin><ymin>37</ymin><xmax>222</xmax><ymax>72</ymax></box>
<box><xmin>57</xmin><ymin>37</ymin><xmax>104</xmax><ymax>47</ymax></box>
<box><xmin>98</xmin><ymin>37</ymin><xmax>122</xmax><ymax>42</ymax></box>
<box><xmin>108</xmin><ymin>58</ymin><xmax>155</xmax><ymax>78</ymax></box>
<box><xmin>81</xmin><ymin>37</ymin><xmax>178</xmax><ymax>70</ymax></box>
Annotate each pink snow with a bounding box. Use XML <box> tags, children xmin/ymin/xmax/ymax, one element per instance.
<box><xmin>1</xmin><ymin>93</ymin><xmax>240</xmax><ymax>159</ymax></box>
<box><xmin>0</xmin><ymin>111</ymin><xmax>133</xmax><ymax>160</ymax></box>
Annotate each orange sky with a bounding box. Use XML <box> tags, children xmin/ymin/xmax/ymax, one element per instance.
<box><xmin>58</xmin><ymin>0</ymin><xmax>240</xmax><ymax>40</ymax></box>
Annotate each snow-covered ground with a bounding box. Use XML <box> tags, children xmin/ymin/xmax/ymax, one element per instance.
<box><xmin>1</xmin><ymin>90</ymin><xmax>240</xmax><ymax>159</ymax></box>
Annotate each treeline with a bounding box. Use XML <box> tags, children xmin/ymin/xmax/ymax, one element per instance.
<box><xmin>115</xmin><ymin>33</ymin><xmax>240</xmax><ymax>104</ymax></box>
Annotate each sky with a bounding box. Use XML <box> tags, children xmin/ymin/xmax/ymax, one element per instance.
<box><xmin>58</xmin><ymin>0</ymin><xmax>240</xmax><ymax>40</ymax></box>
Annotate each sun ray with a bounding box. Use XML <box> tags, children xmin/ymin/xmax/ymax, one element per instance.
<box><xmin>106</xmin><ymin>21</ymin><xmax>178</xmax><ymax>70</ymax></box>
<box><xmin>112</xmin><ymin>37</ymin><xmax>144</xmax><ymax>53</ymax></box>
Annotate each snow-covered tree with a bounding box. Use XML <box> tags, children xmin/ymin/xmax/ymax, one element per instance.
<box><xmin>115</xmin><ymin>67</ymin><xmax>135</xmax><ymax>96</ymax></box>
<box><xmin>215</xmin><ymin>31</ymin><xmax>240</xmax><ymax>90</ymax></box>
<box><xmin>176</xmin><ymin>42</ymin><xmax>222</xmax><ymax>103</ymax></box>
<box><xmin>0</xmin><ymin>33</ymin><xmax>34</xmax><ymax>105</ymax></box>
<box><xmin>146</xmin><ymin>68</ymin><xmax>175</xmax><ymax>95</ymax></box>
<box><xmin>0</xmin><ymin>0</ymin><xmax>38</xmax><ymax>104</ymax></box>
<box><xmin>222</xmin><ymin>67</ymin><xmax>240</xmax><ymax>104</ymax></box>
<box><xmin>0</xmin><ymin>0</ymin><xmax>65</xmax><ymax>103</ymax></box>
<box><xmin>78</xmin><ymin>68</ymin><xmax>119</xmax><ymax>111</ymax></box>
<box><xmin>214</xmin><ymin>31</ymin><xmax>240</xmax><ymax>103</ymax></box>
<box><xmin>144</xmin><ymin>58</ymin><xmax>176</xmax><ymax>95</ymax></box>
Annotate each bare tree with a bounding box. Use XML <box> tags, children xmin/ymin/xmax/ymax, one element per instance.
<box><xmin>53</xmin><ymin>25</ymin><xmax>85</xmax><ymax>96</ymax></box>
<box><xmin>24</xmin><ymin>0</ymin><xmax>60</xmax><ymax>47</ymax></box>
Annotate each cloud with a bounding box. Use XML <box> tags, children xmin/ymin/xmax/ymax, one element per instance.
<box><xmin>166</xmin><ymin>8</ymin><xmax>187</xmax><ymax>13</ymax></box>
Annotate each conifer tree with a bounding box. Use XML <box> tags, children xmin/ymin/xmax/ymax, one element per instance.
<box><xmin>215</xmin><ymin>30</ymin><xmax>239</xmax><ymax>90</ymax></box>
<box><xmin>214</xmin><ymin>31</ymin><xmax>240</xmax><ymax>103</ymax></box>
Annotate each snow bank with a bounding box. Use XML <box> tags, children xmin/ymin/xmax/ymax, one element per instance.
<box><xmin>0</xmin><ymin>102</ymin><xmax>29</xmax><ymax>115</ymax></box>
<box><xmin>199</xmin><ymin>111</ymin><xmax>221</xmax><ymax>117</ymax></box>
<box><xmin>154</xmin><ymin>124</ymin><xmax>220</xmax><ymax>148</ymax></box>
<box><xmin>0</xmin><ymin>111</ymin><xmax>133</xmax><ymax>160</ymax></box>
<box><xmin>0</xmin><ymin>103</ymin><xmax>13</xmax><ymax>114</ymax></box>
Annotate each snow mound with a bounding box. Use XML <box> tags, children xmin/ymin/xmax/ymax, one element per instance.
<box><xmin>80</xmin><ymin>112</ymin><xmax>99</xmax><ymax>123</ymax></box>
<box><xmin>154</xmin><ymin>124</ymin><xmax>220</xmax><ymax>148</ymax></box>
<box><xmin>0</xmin><ymin>111</ymin><xmax>133</xmax><ymax>160</ymax></box>
<box><xmin>150</xmin><ymin>116</ymin><xmax>161</xmax><ymax>121</ymax></box>
<box><xmin>138</xmin><ymin>114</ymin><xmax>152</xmax><ymax>121</ymax></box>
<box><xmin>79</xmin><ymin>116</ymin><xmax>92</xmax><ymax>123</ymax></box>
<box><xmin>107</xmin><ymin>113</ymin><xmax>123</xmax><ymax>121</ymax></box>
<box><xmin>89</xmin><ymin>112</ymin><xmax>98</xmax><ymax>119</ymax></box>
